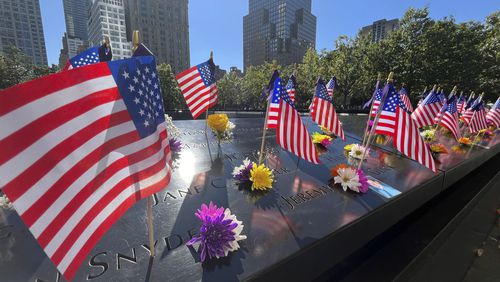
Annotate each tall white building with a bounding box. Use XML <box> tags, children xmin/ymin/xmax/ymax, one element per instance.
<box><xmin>88</xmin><ymin>0</ymin><xmax>130</xmax><ymax>59</ymax></box>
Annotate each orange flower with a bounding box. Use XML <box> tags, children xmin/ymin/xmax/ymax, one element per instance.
<box><xmin>330</xmin><ymin>164</ymin><xmax>351</xmax><ymax>177</ymax></box>
<box><xmin>458</xmin><ymin>137</ymin><xmax>472</xmax><ymax>146</ymax></box>
<box><xmin>430</xmin><ymin>144</ymin><xmax>448</xmax><ymax>154</ymax></box>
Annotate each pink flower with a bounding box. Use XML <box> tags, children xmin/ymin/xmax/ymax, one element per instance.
<box><xmin>356</xmin><ymin>169</ymin><xmax>369</xmax><ymax>193</ymax></box>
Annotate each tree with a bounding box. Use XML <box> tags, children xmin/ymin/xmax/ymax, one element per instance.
<box><xmin>157</xmin><ymin>63</ymin><xmax>184</xmax><ymax>110</ymax></box>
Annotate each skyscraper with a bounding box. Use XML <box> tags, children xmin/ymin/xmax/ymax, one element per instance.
<box><xmin>124</xmin><ymin>0</ymin><xmax>190</xmax><ymax>73</ymax></box>
<box><xmin>360</xmin><ymin>18</ymin><xmax>399</xmax><ymax>43</ymax></box>
<box><xmin>63</xmin><ymin>0</ymin><xmax>89</xmax><ymax>41</ymax></box>
<box><xmin>0</xmin><ymin>0</ymin><xmax>48</xmax><ymax>65</ymax></box>
<box><xmin>88</xmin><ymin>0</ymin><xmax>131</xmax><ymax>60</ymax></box>
<box><xmin>243</xmin><ymin>0</ymin><xmax>316</xmax><ymax>69</ymax></box>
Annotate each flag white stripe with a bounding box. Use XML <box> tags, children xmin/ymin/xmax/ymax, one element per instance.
<box><xmin>176</xmin><ymin>69</ymin><xmax>198</xmax><ymax>84</ymax></box>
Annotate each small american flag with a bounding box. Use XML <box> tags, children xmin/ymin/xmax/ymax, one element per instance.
<box><xmin>370</xmin><ymin>88</ymin><xmax>383</xmax><ymax>117</ymax></box>
<box><xmin>411</xmin><ymin>89</ymin><xmax>444</xmax><ymax>128</ymax></box>
<box><xmin>468</xmin><ymin>101</ymin><xmax>488</xmax><ymax>133</ymax></box>
<box><xmin>326</xmin><ymin>76</ymin><xmax>337</xmax><ymax>98</ymax></box>
<box><xmin>461</xmin><ymin>97</ymin><xmax>480</xmax><ymax>125</ymax></box>
<box><xmin>310</xmin><ymin>78</ymin><xmax>345</xmax><ymax>140</ymax></box>
<box><xmin>456</xmin><ymin>94</ymin><xmax>466</xmax><ymax>114</ymax></box>
<box><xmin>435</xmin><ymin>95</ymin><xmax>461</xmax><ymax>140</ymax></box>
<box><xmin>363</xmin><ymin>80</ymin><xmax>380</xmax><ymax>109</ymax></box>
<box><xmin>462</xmin><ymin>93</ymin><xmax>476</xmax><ymax>114</ymax></box>
<box><xmin>286</xmin><ymin>74</ymin><xmax>297</xmax><ymax>103</ymax></box>
<box><xmin>374</xmin><ymin>82</ymin><xmax>436</xmax><ymax>172</ymax></box>
<box><xmin>175</xmin><ymin>58</ymin><xmax>218</xmax><ymax>119</ymax></box>
<box><xmin>0</xmin><ymin>56</ymin><xmax>172</xmax><ymax>281</ymax></box>
<box><xmin>399</xmin><ymin>86</ymin><xmax>414</xmax><ymax>112</ymax></box>
<box><xmin>486</xmin><ymin>98</ymin><xmax>500</xmax><ymax>128</ymax></box>
<box><xmin>276</xmin><ymin>76</ymin><xmax>319</xmax><ymax>164</ymax></box>
<box><xmin>265</xmin><ymin>70</ymin><xmax>281</xmax><ymax>129</ymax></box>
<box><xmin>62</xmin><ymin>46</ymin><xmax>100</xmax><ymax>71</ymax></box>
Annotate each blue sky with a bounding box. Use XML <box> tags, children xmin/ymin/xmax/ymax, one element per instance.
<box><xmin>40</xmin><ymin>0</ymin><xmax>498</xmax><ymax>70</ymax></box>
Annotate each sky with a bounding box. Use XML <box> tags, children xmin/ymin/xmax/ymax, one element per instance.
<box><xmin>40</xmin><ymin>0</ymin><xmax>498</xmax><ymax>70</ymax></box>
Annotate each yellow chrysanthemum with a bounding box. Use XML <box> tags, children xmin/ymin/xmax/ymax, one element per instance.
<box><xmin>430</xmin><ymin>144</ymin><xmax>448</xmax><ymax>154</ymax></box>
<box><xmin>207</xmin><ymin>114</ymin><xmax>229</xmax><ymax>134</ymax></box>
<box><xmin>249</xmin><ymin>163</ymin><xmax>274</xmax><ymax>191</ymax></box>
<box><xmin>312</xmin><ymin>132</ymin><xmax>332</xmax><ymax>144</ymax></box>
<box><xmin>344</xmin><ymin>143</ymin><xmax>356</xmax><ymax>152</ymax></box>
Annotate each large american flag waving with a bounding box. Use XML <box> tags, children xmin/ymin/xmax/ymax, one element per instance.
<box><xmin>310</xmin><ymin>78</ymin><xmax>345</xmax><ymax>140</ymax></box>
<box><xmin>276</xmin><ymin>76</ymin><xmax>319</xmax><ymax>164</ymax></box>
<box><xmin>0</xmin><ymin>56</ymin><xmax>172</xmax><ymax>281</ymax></box>
<box><xmin>176</xmin><ymin>58</ymin><xmax>218</xmax><ymax>119</ymax></box>
<box><xmin>374</xmin><ymin>82</ymin><xmax>436</xmax><ymax>172</ymax></box>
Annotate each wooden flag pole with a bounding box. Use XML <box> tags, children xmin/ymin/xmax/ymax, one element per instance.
<box><xmin>357</xmin><ymin>72</ymin><xmax>394</xmax><ymax>171</ymax></box>
<box><xmin>133</xmin><ymin>30</ymin><xmax>156</xmax><ymax>257</ymax></box>
<box><xmin>361</xmin><ymin>73</ymin><xmax>381</xmax><ymax>148</ymax></box>
<box><xmin>258</xmin><ymin>100</ymin><xmax>271</xmax><ymax>165</ymax></box>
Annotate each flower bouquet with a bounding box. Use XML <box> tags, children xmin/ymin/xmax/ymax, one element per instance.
<box><xmin>232</xmin><ymin>158</ymin><xmax>274</xmax><ymax>191</ymax></box>
<box><xmin>207</xmin><ymin>114</ymin><xmax>235</xmax><ymax>144</ymax></box>
<box><xmin>319</xmin><ymin>126</ymin><xmax>339</xmax><ymax>139</ymax></box>
<box><xmin>312</xmin><ymin>132</ymin><xmax>333</xmax><ymax>155</ymax></box>
<box><xmin>347</xmin><ymin>144</ymin><xmax>370</xmax><ymax>160</ymax></box>
<box><xmin>186</xmin><ymin>202</ymin><xmax>247</xmax><ymax>262</ymax></box>
<box><xmin>477</xmin><ymin>129</ymin><xmax>495</xmax><ymax>142</ymax></box>
<box><xmin>458</xmin><ymin>137</ymin><xmax>472</xmax><ymax>147</ymax></box>
<box><xmin>420</xmin><ymin>129</ymin><xmax>436</xmax><ymax>143</ymax></box>
<box><xmin>429</xmin><ymin>143</ymin><xmax>448</xmax><ymax>160</ymax></box>
<box><xmin>329</xmin><ymin>164</ymin><xmax>369</xmax><ymax>193</ymax></box>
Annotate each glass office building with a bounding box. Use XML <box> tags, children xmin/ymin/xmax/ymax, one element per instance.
<box><xmin>243</xmin><ymin>0</ymin><xmax>316</xmax><ymax>69</ymax></box>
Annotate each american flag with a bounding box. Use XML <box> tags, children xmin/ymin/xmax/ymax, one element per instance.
<box><xmin>435</xmin><ymin>95</ymin><xmax>461</xmax><ymax>140</ymax></box>
<box><xmin>62</xmin><ymin>46</ymin><xmax>100</xmax><ymax>71</ymax></box>
<box><xmin>468</xmin><ymin>101</ymin><xmax>488</xmax><ymax>133</ymax></box>
<box><xmin>0</xmin><ymin>56</ymin><xmax>172</xmax><ymax>281</ymax></box>
<box><xmin>456</xmin><ymin>94</ymin><xmax>466</xmax><ymax>114</ymax></box>
<box><xmin>265</xmin><ymin>70</ymin><xmax>281</xmax><ymax>129</ymax></box>
<box><xmin>276</xmin><ymin>76</ymin><xmax>320</xmax><ymax>164</ymax></box>
<box><xmin>462</xmin><ymin>93</ymin><xmax>476</xmax><ymax>114</ymax></box>
<box><xmin>310</xmin><ymin>78</ymin><xmax>345</xmax><ymax>140</ymax></box>
<box><xmin>286</xmin><ymin>74</ymin><xmax>297</xmax><ymax>103</ymax></box>
<box><xmin>411</xmin><ymin>89</ymin><xmax>443</xmax><ymax>128</ymax></box>
<box><xmin>326</xmin><ymin>76</ymin><xmax>337</xmax><ymax>98</ymax></box>
<box><xmin>374</xmin><ymin>82</ymin><xmax>436</xmax><ymax>172</ymax></box>
<box><xmin>399</xmin><ymin>86</ymin><xmax>414</xmax><ymax>112</ymax></box>
<box><xmin>175</xmin><ymin>58</ymin><xmax>218</xmax><ymax>119</ymax></box>
<box><xmin>486</xmin><ymin>98</ymin><xmax>500</xmax><ymax>128</ymax></box>
<box><xmin>363</xmin><ymin>80</ymin><xmax>381</xmax><ymax>109</ymax></box>
<box><xmin>370</xmin><ymin>88</ymin><xmax>384</xmax><ymax>117</ymax></box>
<box><xmin>461</xmin><ymin>97</ymin><xmax>480</xmax><ymax>125</ymax></box>
<box><xmin>262</xmin><ymin>70</ymin><xmax>280</xmax><ymax>128</ymax></box>
<box><xmin>416</xmin><ymin>88</ymin><xmax>428</xmax><ymax>107</ymax></box>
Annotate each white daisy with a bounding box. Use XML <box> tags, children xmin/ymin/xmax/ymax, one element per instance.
<box><xmin>349</xmin><ymin>144</ymin><xmax>369</xmax><ymax>159</ymax></box>
<box><xmin>221</xmin><ymin>208</ymin><xmax>247</xmax><ymax>257</ymax></box>
<box><xmin>334</xmin><ymin>167</ymin><xmax>361</xmax><ymax>192</ymax></box>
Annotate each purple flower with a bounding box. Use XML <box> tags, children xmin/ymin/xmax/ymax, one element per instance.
<box><xmin>232</xmin><ymin>159</ymin><xmax>253</xmax><ymax>182</ymax></box>
<box><xmin>169</xmin><ymin>138</ymin><xmax>182</xmax><ymax>153</ymax></box>
<box><xmin>356</xmin><ymin>169</ymin><xmax>369</xmax><ymax>193</ymax></box>
<box><xmin>187</xmin><ymin>202</ymin><xmax>238</xmax><ymax>262</ymax></box>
